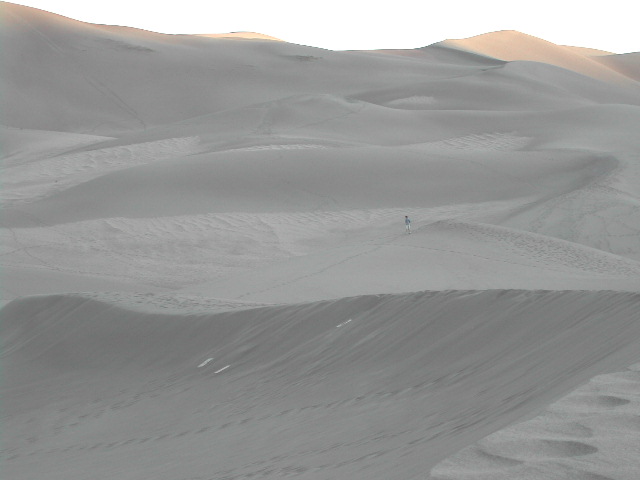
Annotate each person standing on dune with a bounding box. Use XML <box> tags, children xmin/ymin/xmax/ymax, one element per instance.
<box><xmin>405</xmin><ymin>215</ymin><xmax>411</xmax><ymax>234</ymax></box>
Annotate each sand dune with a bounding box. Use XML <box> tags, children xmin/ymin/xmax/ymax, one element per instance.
<box><xmin>0</xmin><ymin>126</ymin><xmax>111</xmax><ymax>167</ymax></box>
<box><xmin>431</xmin><ymin>361</ymin><xmax>640</xmax><ymax>479</ymax></box>
<box><xmin>439</xmin><ymin>30</ymin><xmax>638</xmax><ymax>85</ymax></box>
<box><xmin>1</xmin><ymin>3</ymin><xmax>478</xmax><ymax>135</ymax></box>
<box><xmin>2</xmin><ymin>144</ymin><xmax>605</xmax><ymax>224</ymax></box>
<box><xmin>3</xmin><ymin>290</ymin><xmax>640</xmax><ymax>479</ymax></box>
<box><xmin>183</xmin><ymin>218</ymin><xmax>640</xmax><ymax>303</ymax></box>
<box><xmin>3</xmin><ymin>3</ymin><xmax>637</xmax><ymax>135</ymax></box>
<box><xmin>595</xmin><ymin>52</ymin><xmax>640</xmax><ymax>82</ymax></box>
<box><xmin>197</xmin><ymin>32</ymin><xmax>283</xmax><ymax>41</ymax></box>
<box><xmin>2</xmin><ymin>3</ymin><xmax>640</xmax><ymax>479</ymax></box>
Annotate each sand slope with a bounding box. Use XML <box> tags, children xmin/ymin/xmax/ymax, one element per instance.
<box><xmin>197</xmin><ymin>32</ymin><xmax>283</xmax><ymax>41</ymax></box>
<box><xmin>431</xmin><ymin>361</ymin><xmax>640</xmax><ymax>479</ymax></box>
<box><xmin>2</xmin><ymin>4</ymin><xmax>637</xmax><ymax>135</ymax></box>
<box><xmin>439</xmin><ymin>30</ymin><xmax>638</xmax><ymax>85</ymax></box>
<box><xmin>595</xmin><ymin>52</ymin><xmax>640</xmax><ymax>82</ymax></box>
<box><xmin>0</xmin><ymin>3</ymin><xmax>477</xmax><ymax>135</ymax></box>
<box><xmin>3</xmin><ymin>290</ymin><xmax>640</xmax><ymax>479</ymax></box>
<box><xmin>2</xmin><ymin>3</ymin><xmax>640</xmax><ymax>479</ymax></box>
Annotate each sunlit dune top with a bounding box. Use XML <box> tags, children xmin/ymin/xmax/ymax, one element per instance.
<box><xmin>1</xmin><ymin>3</ymin><xmax>284</xmax><ymax>41</ymax></box>
<box><xmin>562</xmin><ymin>46</ymin><xmax>613</xmax><ymax>57</ymax></box>
<box><xmin>440</xmin><ymin>30</ymin><xmax>614</xmax><ymax>60</ymax></box>
<box><xmin>437</xmin><ymin>30</ymin><xmax>636</xmax><ymax>84</ymax></box>
<box><xmin>196</xmin><ymin>32</ymin><xmax>283</xmax><ymax>41</ymax></box>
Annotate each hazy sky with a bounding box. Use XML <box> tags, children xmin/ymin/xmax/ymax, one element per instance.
<box><xmin>8</xmin><ymin>0</ymin><xmax>638</xmax><ymax>53</ymax></box>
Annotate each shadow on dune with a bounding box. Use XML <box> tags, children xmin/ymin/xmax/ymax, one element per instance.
<box><xmin>2</xmin><ymin>290</ymin><xmax>640</xmax><ymax>479</ymax></box>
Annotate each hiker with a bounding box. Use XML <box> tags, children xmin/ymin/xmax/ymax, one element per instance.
<box><xmin>405</xmin><ymin>215</ymin><xmax>411</xmax><ymax>234</ymax></box>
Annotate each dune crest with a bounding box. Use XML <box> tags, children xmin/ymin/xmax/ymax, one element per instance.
<box><xmin>197</xmin><ymin>31</ymin><xmax>283</xmax><ymax>41</ymax></box>
<box><xmin>438</xmin><ymin>30</ymin><xmax>637</xmax><ymax>84</ymax></box>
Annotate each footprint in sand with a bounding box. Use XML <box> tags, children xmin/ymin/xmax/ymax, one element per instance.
<box><xmin>431</xmin><ymin>438</ymin><xmax>600</xmax><ymax>479</ymax></box>
<box><xmin>551</xmin><ymin>394</ymin><xmax>631</xmax><ymax>413</ymax></box>
<box><xmin>591</xmin><ymin>414</ymin><xmax>640</xmax><ymax>432</ymax></box>
<box><xmin>510</xmin><ymin>418</ymin><xmax>594</xmax><ymax>439</ymax></box>
<box><xmin>481</xmin><ymin>438</ymin><xmax>598</xmax><ymax>461</ymax></box>
<box><xmin>433</xmin><ymin>445</ymin><xmax>524</xmax><ymax>473</ymax></box>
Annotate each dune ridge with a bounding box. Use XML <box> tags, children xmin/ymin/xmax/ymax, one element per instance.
<box><xmin>3</xmin><ymin>290</ymin><xmax>640</xmax><ymax>479</ymax></box>
<box><xmin>197</xmin><ymin>32</ymin><xmax>283</xmax><ymax>41</ymax></box>
<box><xmin>438</xmin><ymin>30</ymin><xmax>638</xmax><ymax>84</ymax></box>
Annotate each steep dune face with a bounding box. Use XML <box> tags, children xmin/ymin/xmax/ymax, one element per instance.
<box><xmin>3</xmin><ymin>291</ymin><xmax>640</xmax><ymax>479</ymax></box>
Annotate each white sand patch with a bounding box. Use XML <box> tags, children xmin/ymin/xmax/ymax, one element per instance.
<box><xmin>197</xmin><ymin>357</ymin><xmax>214</xmax><ymax>368</ymax></box>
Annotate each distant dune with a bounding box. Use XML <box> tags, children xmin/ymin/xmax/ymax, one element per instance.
<box><xmin>594</xmin><ymin>52</ymin><xmax>640</xmax><ymax>82</ymax></box>
<box><xmin>1</xmin><ymin>2</ymin><xmax>639</xmax><ymax>479</ymax></box>
<box><xmin>197</xmin><ymin>32</ymin><xmax>283</xmax><ymax>41</ymax></box>
<box><xmin>438</xmin><ymin>30</ymin><xmax>637</xmax><ymax>84</ymax></box>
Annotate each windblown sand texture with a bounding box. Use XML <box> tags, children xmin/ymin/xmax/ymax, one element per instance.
<box><xmin>1</xmin><ymin>2</ymin><xmax>640</xmax><ymax>479</ymax></box>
